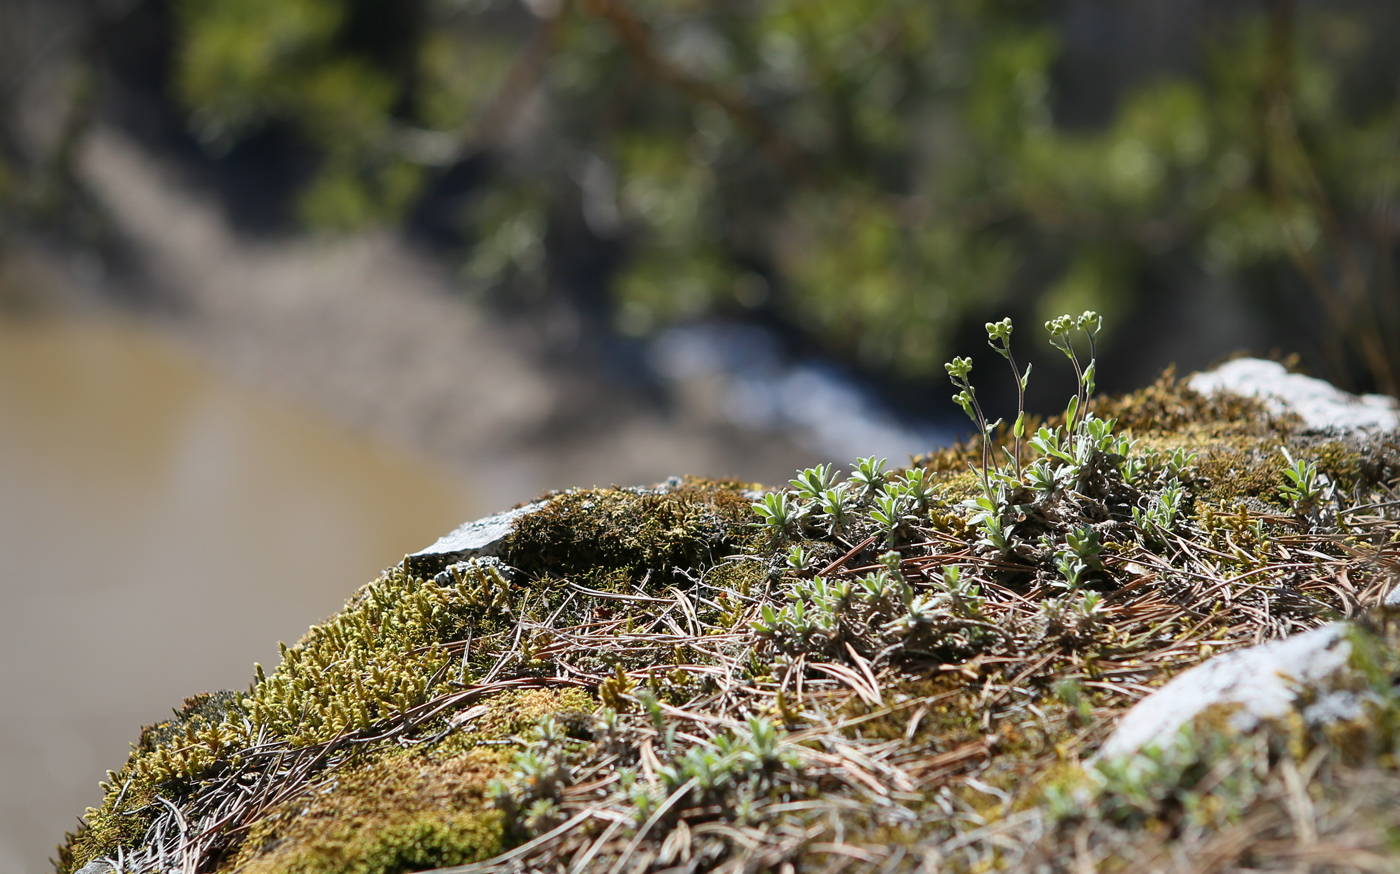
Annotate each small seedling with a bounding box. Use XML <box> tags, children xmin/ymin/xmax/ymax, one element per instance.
<box><xmin>965</xmin><ymin>492</ymin><xmax>1012</xmax><ymax>554</ymax></box>
<box><xmin>1120</xmin><ymin>455</ymin><xmax>1147</xmax><ymax>486</ymax></box>
<box><xmin>878</xmin><ymin>550</ymin><xmax>904</xmax><ymax>574</ymax></box>
<box><xmin>1066</xmin><ymin>525</ymin><xmax>1103</xmax><ymax>568</ymax></box>
<box><xmin>818</xmin><ymin>484</ymin><xmax>855</xmax><ymax>535</ymax></box>
<box><xmin>939</xmin><ymin>565</ymin><xmax>984</xmax><ymax>616</ymax></box>
<box><xmin>1166</xmin><ymin>448</ymin><xmax>1198</xmax><ymax>479</ymax></box>
<box><xmin>790</xmin><ymin>464</ymin><xmax>836</xmax><ymax>502</ymax></box>
<box><xmin>1134</xmin><ymin>480</ymin><xmax>1185</xmax><ymax>545</ymax></box>
<box><xmin>1029</xmin><ymin>425</ymin><xmax>1072</xmax><ymax>465</ymax></box>
<box><xmin>1279</xmin><ymin>448</ymin><xmax>1323</xmax><ymax>513</ymax></box>
<box><xmin>1054</xmin><ymin>551</ymin><xmax>1088</xmax><ymax>589</ymax></box>
<box><xmin>785</xmin><ymin>544</ymin><xmax>810</xmax><ymax>571</ymax></box>
<box><xmin>894</xmin><ymin>467</ymin><xmax>937</xmax><ymax>510</ymax></box>
<box><xmin>1026</xmin><ymin>459</ymin><xmax>1058</xmax><ymax>496</ymax></box>
<box><xmin>849</xmin><ymin>456</ymin><xmax>888</xmax><ymax>498</ymax></box>
<box><xmin>1078</xmin><ymin>414</ymin><xmax>1117</xmax><ymax>454</ymax></box>
<box><xmin>871</xmin><ymin>492</ymin><xmax>913</xmax><ymax>540</ymax></box>
<box><xmin>1073</xmin><ymin>591</ymin><xmax>1107</xmax><ymax>635</ymax></box>
<box><xmin>753</xmin><ymin>491</ymin><xmax>805</xmax><ymax>537</ymax></box>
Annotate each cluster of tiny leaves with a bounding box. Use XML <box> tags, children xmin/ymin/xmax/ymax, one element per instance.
<box><xmin>492</xmin><ymin>706</ymin><xmax>803</xmax><ymax>839</ymax></box>
<box><xmin>753</xmin><ymin>558</ymin><xmax>996</xmax><ymax>660</ymax></box>
<box><xmin>750</xmin><ymin>313</ymin><xmax>1209</xmax><ymax>661</ymax></box>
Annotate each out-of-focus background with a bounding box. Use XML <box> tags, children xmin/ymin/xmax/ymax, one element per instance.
<box><xmin>1</xmin><ymin>0</ymin><xmax>1397</xmax><ymax>870</ymax></box>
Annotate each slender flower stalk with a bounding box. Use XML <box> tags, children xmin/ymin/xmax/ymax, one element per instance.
<box><xmin>945</xmin><ymin>356</ymin><xmax>994</xmax><ymax>498</ymax></box>
<box><xmin>986</xmin><ymin>318</ymin><xmax>1030</xmax><ymax>477</ymax></box>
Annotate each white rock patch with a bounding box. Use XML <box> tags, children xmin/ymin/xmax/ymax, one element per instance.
<box><xmin>409</xmin><ymin>500</ymin><xmax>550</xmax><ymax>565</ymax></box>
<box><xmin>1187</xmin><ymin>358</ymin><xmax>1399</xmax><ymax>433</ymax></box>
<box><xmin>1098</xmin><ymin>623</ymin><xmax>1353</xmax><ymax>760</ymax></box>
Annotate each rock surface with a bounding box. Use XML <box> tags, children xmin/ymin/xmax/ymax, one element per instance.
<box><xmin>1187</xmin><ymin>357</ymin><xmax>1400</xmax><ymax>433</ymax></box>
<box><xmin>1097</xmin><ymin>356</ymin><xmax>1397</xmax><ymax>761</ymax></box>
<box><xmin>1098</xmin><ymin>623</ymin><xmax>1354</xmax><ymax>760</ymax></box>
<box><xmin>405</xmin><ymin>501</ymin><xmax>549</xmax><ymax>574</ymax></box>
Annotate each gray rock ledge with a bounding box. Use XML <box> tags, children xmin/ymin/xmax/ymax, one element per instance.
<box><xmin>404</xmin><ymin>501</ymin><xmax>549</xmax><ymax>573</ymax></box>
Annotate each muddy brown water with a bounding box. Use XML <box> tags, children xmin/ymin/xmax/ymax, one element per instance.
<box><xmin>0</xmin><ymin>314</ymin><xmax>480</xmax><ymax>874</ymax></box>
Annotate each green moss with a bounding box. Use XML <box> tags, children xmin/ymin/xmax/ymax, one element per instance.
<box><xmin>913</xmin><ymin>366</ymin><xmax>1285</xmax><ymax>480</ymax></box>
<box><xmin>243</xmin><ymin>566</ymin><xmax>481</xmax><ymax>746</ymax></box>
<box><xmin>59</xmin><ymin>691</ymin><xmax>252</xmax><ymax>872</ymax></box>
<box><xmin>1195</xmin><ymin>444</ymin><xmax>1288</xmax><ymax>506</ymax></box>
<box><xmin>1301</xmin><ymin>434</ymin><xmax>1400</xmax><ymax>499</ymax></box>
<box><xmin>843</xmin><ymin>675</ymin><xmax>975</xmax><ymax>743</ymax></box>
<box><xmin>505</xmin><ymin>478</ymin><xmax>756</xmax><ymax>588</ymax></box>
<box><xmin>58</xmin><ymin>562</ymin><xmax>544</xmax><ymax>871</ymax></box>
<box><xmin>1090</xmin><ymin>366</ymin><xmax>1285</xmax><ymax>437</ymax></box>
<box><xmin>59</xmin><ymin>779</ymin><xmax>159</xmax><ymax>874</ymax></box>
<box><xmin>705</xmin><ymin>559</ymin><xmax>766</xmax><ymax>628</ymax></box>
<box><xmin>232</xmin><ymin>749</ymin><xmax>507</xmax><ymax>874</ymax></box>
<box><xmin>704</xmin><ymin>554</ymin><xmax>764</xmax><ymax>593</ymax></box>
<box><xmin>431</xmin><ymin>687</ymin><xmax>596</xmax><ymax>757</ymax></box>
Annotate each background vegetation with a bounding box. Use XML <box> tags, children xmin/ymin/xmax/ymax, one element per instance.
<box><xmin>4</xmin><ymin>0</ymin><xmax>1400</xmax><ymax>403</ymax></box>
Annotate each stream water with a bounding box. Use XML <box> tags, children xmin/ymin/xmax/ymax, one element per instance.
<box><xmin>0</xmin><ymin>313</ymin><xmax>479</xmax><ymax>874</ymax></box>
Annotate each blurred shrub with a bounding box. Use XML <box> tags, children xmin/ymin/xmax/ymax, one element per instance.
<box><xmin>166</xmin><ymin>0</ymin><xmax>1400</xmax><ymax>391</ymax></box>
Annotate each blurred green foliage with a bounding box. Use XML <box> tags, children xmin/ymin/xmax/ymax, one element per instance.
<box><xmin>167</xmin><ymin>0</ymin><xmax>1400</xmax><ymax>390</ymax></box>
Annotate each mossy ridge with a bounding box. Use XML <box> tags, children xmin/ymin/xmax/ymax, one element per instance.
<box><xmin>911</xmin><ymin>367</ymin><xmax>1286</xmax><ymax>479</ymax></box>
<box><xmin>1021</xmin><ymin>615</ymin><xmax>1400</xmax><ymax>872</ymax></box>
<box><xmin>62</xmin><ymin>678</ymin><xmax>597</xmax><ymax>874</ymax></box>
<box><xmin>58</xmin><ymin>480</ymin><xmax>755</xmax><ymax>873</ymax></box>
<box><xmin>58</xmin><ymin>690</ymin><xmax>249</xmax><ymax>873</ymax></box>
<box><xmin>57</xmin><ymin>368</ymin><xmax>1400</xmax><ymax>873</ymax></box>
<box><xmin>428</xmin><ymin>687</ymin><xmax>597</xmax><ymax>759</ymax></box>
<box><xmin>458</xmin><ymin>361</ymin><xmax>1399</xmax><ymax>872</ymax></box>
<box><xmin>57</xmin><ymin>563</ymin><xmax>523</xmax><ymax>871</ymax></box>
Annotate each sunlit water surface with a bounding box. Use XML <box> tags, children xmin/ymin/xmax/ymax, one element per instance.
<box><xmin>0</xmin><ymin>315</ymin><xmax>479</xmax><ymax>874</ymax></box>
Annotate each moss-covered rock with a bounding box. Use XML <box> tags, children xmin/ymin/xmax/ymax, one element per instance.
<box><xmin>231</xmin><ymin>749</ymin><xmax>507</xmax><ymax>874</ymax></box>
<box><xmin>57</xmin><ymin>358</ymin><xmax>1400</xmax><ymax>874</ymax></box>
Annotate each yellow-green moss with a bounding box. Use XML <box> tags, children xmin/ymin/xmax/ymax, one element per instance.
<box><xmin>59</xmin><ymin>563</ymin><xmax>530</xmax><ymax>871</ymax></box>
<box><xmin>59</xmin><ymin>690</ymin><xmax>249</xmax><ymax>872</ymax></box>
<box><xmin>1090</xmin><ymin>366</ymin><xmax>1286</xmax><ymax>437</ymax></box>
<box><xmin>243</xmin><ymin>566</ymin><xmax>475</xmax><ymax>746</ymax></box>
<box><xmin>912</xmin><ymin>366</ymin><xmax>1285</xmax><ymax>478</ymax></box>
<box><xmin>231</xmin><ymin>749</ymin><xmax>507</xmax><ymax>874</ymax></box>
<box><xmin>430</xmin><ymin>687</ymin><xmax>596</xmax><ymax>758</ymax></box>
<box><xmin>60</xmin><ymin>779</ymin><xmax>158</xmax><ymax>874</ymax></box>
<box><xmin>704</xmin><ymin>558</ymin><xmax>767</xmax><ymax>629</ymax></box>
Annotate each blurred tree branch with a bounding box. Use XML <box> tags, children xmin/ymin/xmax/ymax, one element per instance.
<box><xmin>577</xmin><ymin>0</ymin><xmax>809</xmax><ymax>179</ymax></box>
